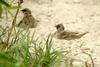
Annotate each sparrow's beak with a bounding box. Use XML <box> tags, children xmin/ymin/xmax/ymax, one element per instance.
<box><xmin>55</xmin><ymin>26</ymin><xmax>57</xmax><ymax>29</ymax></box>
<box><xmin>54</xmin><ymin>24</ymin><xmax>57</xmax><ymax>27</ymax></box>
<box><xmin>21</xmin><ymin>9</ymin><xmax>23</xmax><ymax>11</ymax></box>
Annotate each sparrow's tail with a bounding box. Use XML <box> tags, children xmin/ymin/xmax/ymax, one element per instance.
<box><xmin>76</xmin><ymin>32</ymin><xmax>88</xmax><ymax>38</ymax></box>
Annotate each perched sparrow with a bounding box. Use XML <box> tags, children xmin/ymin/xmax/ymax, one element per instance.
<box><xmin>17</xmin><ymin>8</ymin><xmax>38</xmax><ymax>29</ymax></box>
<box><xmin>54</xmin><ymin>24</ymin><xmax>88</xmax><ymax>40</ymax></box>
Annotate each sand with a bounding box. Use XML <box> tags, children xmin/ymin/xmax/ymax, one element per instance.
<box><xmin>1</xmin><ymin>0</ymin><xmax>100</xmax><ymax>67</ymax></box>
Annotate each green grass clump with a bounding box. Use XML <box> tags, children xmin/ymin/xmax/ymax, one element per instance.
<box><xmin>0</xmin><ymin>29</ymin><xmax>66</xmax><ymax>67</ymax></box>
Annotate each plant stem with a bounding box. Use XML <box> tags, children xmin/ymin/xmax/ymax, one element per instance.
<box><xmin>84</xmin><ymin>52</ymin><xmax>94</xmax><ymax>67</ymax></box>
<box><xmin>5</xmin><ymin>0</ymin><xmax>22</xmax><ymax>51</ymax></box>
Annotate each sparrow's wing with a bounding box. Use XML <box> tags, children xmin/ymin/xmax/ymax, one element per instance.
<box><xmin>29</xmin><ymin>16</ymin><xmax>38</xmax><ymax>28</ymax></box>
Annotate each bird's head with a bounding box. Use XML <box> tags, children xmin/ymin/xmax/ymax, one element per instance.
<box><xmin>55</xmin><ymin>24</ymin><xmax>65</xmax><ymax>32</ymax></box>
<box><xmin>21</xmin><ymin>8</ymin><xmax>31</xmax><ymax>16</ymax></box>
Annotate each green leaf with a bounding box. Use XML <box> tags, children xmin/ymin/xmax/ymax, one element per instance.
<box><xmin>0</xmin><ymin>52</ymin><xmax>16</xmax><ymax>63</ymax></box>
<box><xmin>8</xmin><ymin>6</ymin><xmax>18</xmax><ymax>10</ymax></box>
<box><xmin>0</xmin><ymin>0</ymin><xmax>11</xmax><ymax>7</ymax></box>
<box><xmin>0</xmin><ymin>4</ymin><xmax>3</xmax><ymax>17</ymax></box>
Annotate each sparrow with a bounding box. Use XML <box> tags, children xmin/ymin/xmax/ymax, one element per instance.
<box><xmin>54</xmin><ymin>24</ymin><xmax>88</xmax><ymax>40</ymax></box>
<box><xmin>17</xmin><ymin>8</ymin><xmax>38</xmax><ymax>29</ymax></box>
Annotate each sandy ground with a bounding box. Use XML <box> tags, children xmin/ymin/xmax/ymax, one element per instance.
<box><xmin>1</xmin><ymin>0</ymin><xmax>100</xmax><ymax>67</ymax></box>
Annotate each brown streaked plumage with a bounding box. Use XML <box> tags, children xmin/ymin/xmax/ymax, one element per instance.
<box><xmin>54</xmin><ymin>24</ymin><xmax>88</xmax><ymax>40</ymax></box>
<box><xmin>17</xmin><ymin>8</ymin><xmax>38</xmax><ymax>29</ymax></box>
